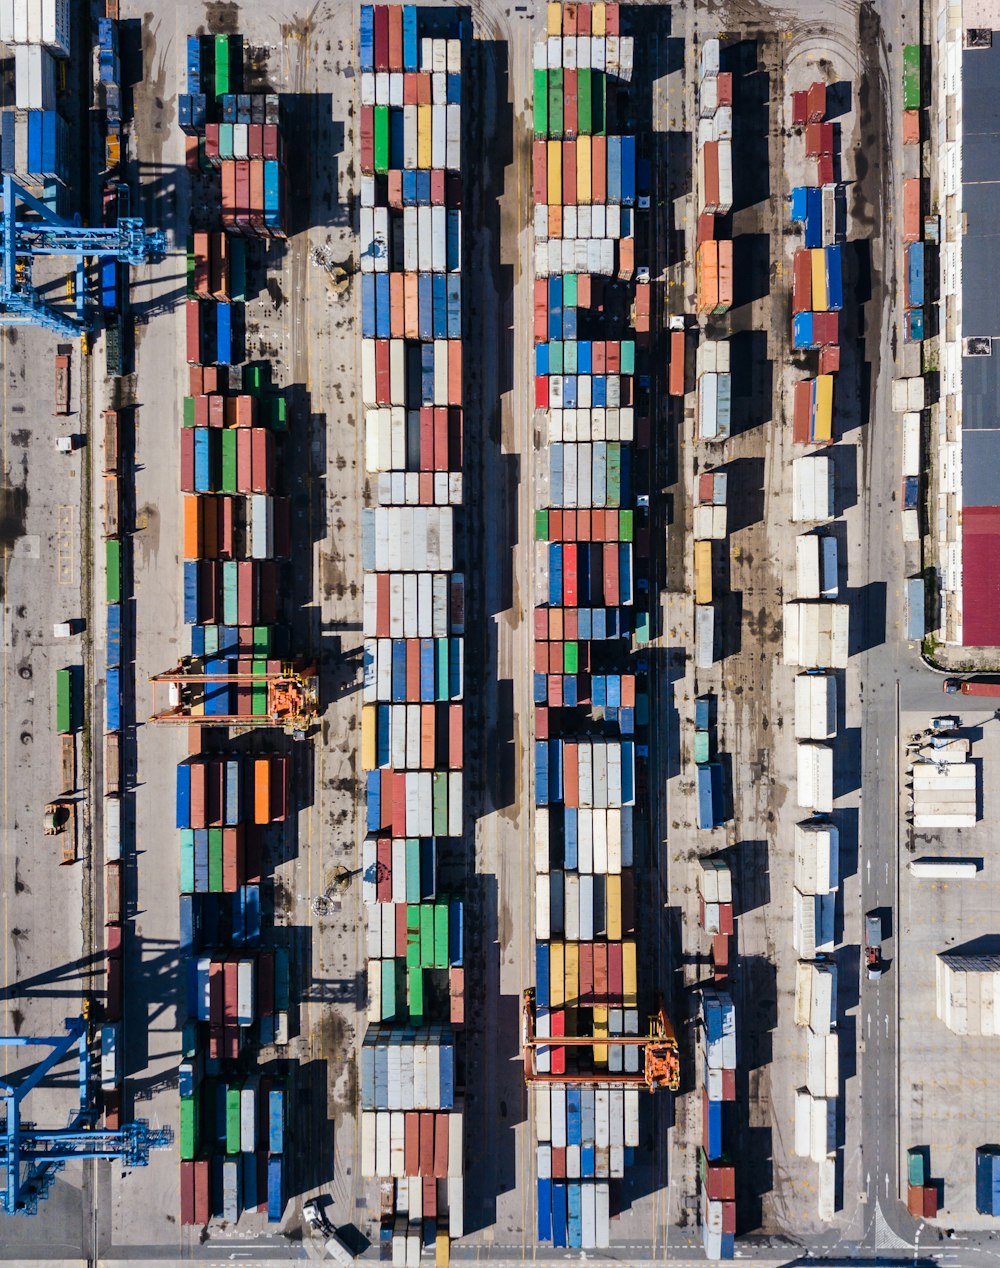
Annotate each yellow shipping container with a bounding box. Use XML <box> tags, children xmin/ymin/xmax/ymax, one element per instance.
<box><xmin>565</xmin><ymin>942</ymin><xmax>579</xmax><ymax>1011</ymax></box>
<box><xmin>547</xmin><ymin>1</ymin><xmax>562</xmax><ymax>35</ymax></box>
<box><xmin>550</xmin><ymin>940</ymin><xmax>565</xmax><ymax>1007</ymax></box>
<box><xmin>361</xmin><ymin>703</ymin><xmax>377</xmax><ymax>770</ymax></box>
<box><xmin>622</xmin><ymin>940</ymin><xmax>637</xmax><ymax>1007</ymax></box>
<box><xmin>592</xmin><ymin>1005</ymin><xmax>608</xmax><ymax>1066</ymax></box>
<box><xmin>436</xmin><ymin>1230</ymin><xmax>451</xmax><ymax>1266</ymax></box>
<box><xmin>577</xmin><ymin>135</ymin><xmax>592</xmax><ymax>203</ymax></box>
<box><xmin>592</xmin><ymin>2</ymin><xmax>607</xmax><ymax>36</ymax></box>
<box><xmin>547</xmin><ymin>140</ymin><xmax>562</xmax><ymax>205</ymax></box>
<box><xmin>814</xmin><ymin>373</ymin><xmax>834</xmax><ymax>441</ymax></box>
<box><xmin>694</xmin><ymin>538</ymin><xmax>713</xmax><ymax>605</ymax></box>
<box><xmin>417</xmin><ymin>104</ymin><xmax>433</xmax><ymax>169</ymax></box>
<box><xmin>606</xmin><ymin>874</ymin><xmax>622</xmax><ymax>940</ymax></box>
<box><xmin>811</xmin><ymin>248</ymin><xmax>828</xmax><ymax>312</ymax></box>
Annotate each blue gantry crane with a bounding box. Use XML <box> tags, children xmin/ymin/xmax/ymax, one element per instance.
<box><xmin>0</xmin><ymin>174</ymin><xmax>165</xmax><ymax>338</ymax></box>
<box><xmin>0</xmin><ymin>1016</ymin><xmax>171</xmax><ymax>1215</ymax></box>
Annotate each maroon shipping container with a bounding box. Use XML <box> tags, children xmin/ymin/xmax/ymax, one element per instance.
<box><xmin>819</xmin><ymin>344</ymin><xmax>841</xmax><ymax>375</ymax></box>
<box><xmin>448</xmin><ymin>704</ymin><xmax>462</xmax><ymax>769</ymax></box>
<box><xmin>792</xmin><ymin>248</ymin><xmax>811</xmax><ymax>314</ymax></box>
<box><xmin>721</xmin><ymin>1200</ymin><xmax>736</xmax><ymax>1234</ymax></box>
<box><xmin>551</xmin><ymin>1146</ymin><xmax>566</xmax><ymax>1179</ymax></box>
<box><xmin>360</xmin><ymin>105</ymin><xmax>374</xmax><ymax>173</ymax></box>
<box><xmin>270</xmin><ymin>755</ymin><xmax>288</xmax><ymax>821</ymax></box>
<box><xmin>194</xmin><ymin>1157</ymin><xmax>211</xmax><ymax>1224</ymax></box>
<box><xmin>419</xmin><ymin>471</ymin><xmax>433</xmax><ymax>506</ymax></box>
<box><xmin>236</xmin><ymin>161</ymin><xmax>251</xmax><ymax>226</ymax></box>
<box><xmin>251</xmin><ymin>429</ymin><xmax>273</xmax><ymax>493</ymax></box>
<box><xmin>793</xmin><ymin>379</ymin><xmax>812</xmax><ymax>444</ymax></box>
<box><xmin>180</xmin><ymin>1160</ymin><xmax>196</xmax><ymax>1225</ymax></box>
<box><xmin>419</xmin><ymin>1113</ymin><xmax>434</xmax><ymax>1176</ymax></box>
<box><xmin>807</xmin><ymin>80</ymin><xmax>826</xmax><ymax>123</ymax></box>
<box><xmin>422</xmin><ymin>1176</ymin><xmax>437</xmax><ymax>1218</ymax></box>
<box><xmin>248</xmin><ymin>123</ymin><xmax>263</xmax><ymax>160</ymax></box>
<box><xmin>816</xmin><ymin>153</ymin><xmax>834</xmax><ymax>186</ymax></box>
<box><xmin>608</xmin><ymin>941</ymin><xmax>623</xmax><ymax>1003</ymax></box>
<box><xmin>814</xmin><ymin>312</ymin><xmax>839</xmax><ymax>346</ymax></box>
<box><xmin>205</xmin><ymin>122</ymin><xmax>220</xmax><ymax>163</ymax></box>
<box><xmin>374</xmin><ymin>4</ymin><xmax>389</xmax><ymax>68</ymax></box>
<box><xmin>190</xmin><ymin>760</ymin><xmax>207</xmax><ymax>828</ymax></box>
<box><xmin>258</xmin><ymin>561</ymin><xmax>278</xmax><ymax>625</ymax></box>
<box><xmin>222</xmin><ymin>160</ymin><xmax>236</xmax><ymax>223</ymax></box>
<box><xmin>721</xmin><ymin>1068</ymin><xmax>736</xmax><ymax>1100</ymax></box>
<box><xmin>238</xmin><ymin>560</ymin><xmax>255</xmax><ymax>627</ymax></box>
<box><xmin>193</xmin><ymin>231</ymin><xmax>210</xmax><ymax>296</ymax></box>
<box><xmin>262</xmin><ymin>123</ymin><xmax>280</xmax><ymax>161</ymax></box>
<box><xmin>237</xmin><ymin>429</ymin><xmax>252</xmax><ymax>493</ymax></box>
<box><xmin>106</xmin><ymin>923</ymin><xmax>122</xmax><ymax>954</ymax></box>
<box><xmin>103</xmin><ymin>1087</ymin><xmax>121</xmax><ymax>1129</ymax></box>
<box><xmin>105</xmin><ymin>953</ymin><xmax>122</xmax><ymax>1020</ymax></box>
<box><xmin>189</xmin><ymin>365</ymin><xmax>204</xmax><ymax>396</ymax></box>
<box><xmin>430</xmin><ymin>168</ymin><xmax>445</xmax><ymax>204</ymax></box>
<box><xmin>375</xmin><ymin>340</ymin><xmax>390</xmax><ymax>404</ymax></box>
<box><xmin>209</xmin><ymin>394</ymin><xmax>225</xmax><ymax>427</ymax></box>
<box><xmin>791</xmin><ymin>90</ymin><xmax>808</xmax><ymax>127</ymax></box>
<box><xmin>416</xmin><ymin>70</ymin><xmax>431</xmax><ymax>104</ymax></box>
<box><xmin>250</xmin><ymin>161</ymin><xmax>264</xmax><ymax>231</ymax></box>
<box><xmin>180</xmin><ymin>429</ymin><xmax>195</xmax><ymax>492</ymax></box>
<box><xmin>220</xmin><ymin>497</ymin><xmax>235</xmax><ymax>558</ymax></box>
<box><xmin>404</xmin><ymin>1112</ymin><xmax>419</xmax><ymax>1175</ymax></box>
<box><xmin>717</xmin><ymin>72</ymin><xmax>732</xmax><ymax>107</ymax></box>
<box><xmin>223</xmin><ymin>960</ymin><xmax>238</xmax><ymax>1023</ymax></box>
<box><xmin>704</xmin><ymin>1161</ymin><xmax>736</xmax><ymax>1202</ymax></box>
<box><xmin>376</xmin><ymin>837</ymin><xmax>391</xmax><ymax>901</ymax></box>
<box><xmin>223</xmin><ymin>826</ymin><xmax>245</xmax><ymax>892</ymax></box>
<box><xmin>593</xmin><ymin>942</ymin><xmax>607</xmax><ymax>1000</ymax></box>
<box><xmin>185</xmin><ymin>299</ymin><xmax>201</xmax><ymax>364</ymax></box>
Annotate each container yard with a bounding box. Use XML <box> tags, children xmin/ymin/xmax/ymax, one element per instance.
<box><xmin>6</xmin><ymin>0</ymin><xmax>1000</xmax><ymax>1263</ymax></box>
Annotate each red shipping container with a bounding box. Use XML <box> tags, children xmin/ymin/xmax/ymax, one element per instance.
<box><xmin>236</xmin><ymin>161</ymin><xmax>251</xmax><ymax>225</ymax></box>
<box><xmin>719</xmin><ymin>902</ymin><xmax>735</xmax><ymax>936</ymax></box>
<box><xmin>375</xmin><ymin>340</ymin><xmax>391</xmax><ymax>404</ymax></box>
<box><xmin>262</xmin><ymin>123</ymin><xmax>280</xmax><ymax>160</ymax></box>
<box><xmin>703</xmin><ymin>140</ymin><xmax>719</xmax><ymax>212</ymax></box>
<box><xmin>406</xmin><ymin>640</ymin><xmax>420</xmax><ymax>699</ymax></box>
<box><xmin>210</xmin><ymin>395</ymin><xmax>225</xmax><ymax>427</ymax></box>
<box><xmin>404</xmin><ymin>1112</ymin><xmax>419</xmax><ymax>1175</ymax></box>
<box><xmin>791</xmin><ymin>90</ymin><xmax>808</xmax><ymax>127</ymax></box>
<box><xmin>721</xmin><ymin>1200</ymin><xmax>737</xmax><ymax>1234</ymax></box>
<box><xmin>534</xmin><ymin>640</ymin><xmax>548</xmax><ymax>674</ymax></box>
<box><xmin>403</xmin><ymin>72</ymin><xmax>417</xmax><ymax>104</ymax></box>
<box><xmin>529</xmin><ymin>140</ymin><xmax>544</xmax><ymax>204</ymax></box>
<box><xmin>374</xmin><ymin>5</ymin><xmax>389</xmax><ymax>69</ymax></box>
<box><xmin>819</xmin><ymin>344</ymin><xmax>841</xmax><ymax>375</ymax></box>
<box><xmin>190</xmin><ymin>760</ymin><xmax>207</xmax><ymax>828</ymax></box>
<box><xmin>548</xmin><ymin>675</ymin><xmax>563</xmax><ymax>708</ymax></box>
<box><xmin>563</xmin><ymin>510</ymin><xmax>577</xmax><ymax>542</ymax></box>
<box><xmin>430</xmin><ymin>168</ymin><xmax>445</xmax><ymax>204</ymax></box>
<box><xmin>536</xmin><ymin>706</ymin><xmax>548</xmax><ymax>739</ymax></box>
<box><xmin>816</xmin><ymin>154</ymin><xmax>834</xmax><ymax>186</ymax></box>
<box><xmin>106</xmin><ymin>923</ymin><xmax>122</xmax><ymax>955</ymax></box>
<box><xmin>563</xmin><ymin>609</ymin><xmax>578</xmax><ymax>640</ymax></box>
<box><xmin>793</xmin><ymin>379</ymin><xmax>812</xmax><ymax>444</ymax></box>
<box><xmin>194</xmin><ymin>1157</ymin><xmax>211</xmax><ymax>1224</ymax></box>
<box><xmin>376</xmin><ymin>837</ymin><xmax>391</xmax><ymax>902</ymax></box>
<box><xmin>534</xmin><ymin>608</ymin><xmax>548</xmax><ymax>640</ymax></box>
<box><xmin>604</xmin><ymin>542</ymin><xmax>619</xmax><ymax>606</ymax></box>
<box><xmin>535</xmin><ymin>376</ymin><xmax>549</xmax><ymax>409</ymax></box>
<box><xmin>416</xmin><ymin>73</ymin><xmax>431</xmax><ymax>105</ymax></box>
<box><xmin>712</xmin><ymin>933</ymin><xmax>730</xmax><ymax>972</ymax></box>
<box><xmin>606</xmin><ymin>341</ymin><xmax>620</xmax><ymax>374</ymax></box>
<box><xmin>608</xmin><ymin>941</ymin><xmax>623</xmax><ymax>1004</ymax></box>
<box><xmin>387</xmin><ymin>5</ymin><xmax>402</xmax><ymax>69</ymax></box>
<box><xmin>804</xmin><ymin>122</ymin><xmax>822</xmax><ymax>158</ymax></box>
<box><xmin>564</xmin><ymin>543</ymin><xmax>578</xmax><ymax>606</ymax></box>
<box><xmin>696</xmin><ymin>212</ymin><xmax>714</xmax><ymax>246</ymax></box>
<box><xmin>221</xmin><ymin>497</ymin><xmax>235</xmax><ymax>557</ymax></box>
<box><xmin>563</xmin><ymin>742</ymin><xmax>579</xmax><ymax>809</ymax></box>
<box><xmin>419</xmin><ymin>1113</ymin><xmax>434</xmax><ymax>1176</ymax></box>
<box><xmin>792</xmin><ymin>248</ymin><xmax>812</xmax><ymax>314</ymax></box>
<box><xmin>606</xmin><ymin>2</ymin><xmax>620</xmax><ymax>35</ymax></box>
<box><xmin>376</xmin><ymin>573</ymin><xmax>390</xmax><ymax>637</ymax></box>
<box><xmin>592</xmin><ymin>341</ymin><xmax>606</xmax><ymax>374</ymax></box>
<box><xmin>807</xmin><ymin>80</ymin><xmax>826</xmax><ymax>123</ymax></box>
<box><xmin>550</xmin><ymin>510</ymin><xmax>563</xmax><ymax>542</ymax></box>
<box><xmin>422</xmin><ymin>1175</ymin><xmax>437</xmax><ymax>1218</ymax></box>
<box><xmin>722</xmin><ymin>1068</ymin><xmax>736</xmax><ymax>1100</ymax></box>
<box><xmin>419</xmin><ymin>470</ymin><xmax>433</xmax><ymax>505</ymax></box>
<box><xmin>551</xmin><ymin>1146</ymin><xmax>566</xmax><ymax>1179</ymax></box>
<box><xmin>814</xmin><ymin>312</ymin><xmax>839</xmax><ymax>346</ymax></box>
<box><xmin>903</xmin><ymin>110</ymin><xmax>920</xmax><ymax>145</ymax></box>
<box><xmin>591</xmin><ymin>135</ymin><xmax>607</xmax><ymax>203</ymax></box>
<box><xmin>251</xmin><ymin>428</ymin><xmax>272</xmax><ymax>493</ymax></box>
<box><xmin>922</xmin><ymin>1186</ymin><xmax>938</xmax><ymax>1218</ymax></box>
<box><xmin>577</xmin><ymin>509</ymin><xmax>591</xmax><ymax>541</ymax></box>
<box><xmin>105</xmin><ymin>953</ymin><xmax>122</xmax><ymax>1020</ymax></box>
<box><xmin>704</xmin><ymin>1160</ymin><xmax>736</xmax><ymax>1201</ymax></box>
<box><xmin>907</xmin><ymin>1184</ymin><xmax>923</xmax><ymax>1218</ymax></box>
<box><xmin>223</xmin><ymin>960</ymin><xmax>238</xmax><ymax>1023</ymax></box>
<box><xmin>448</xmin><ymin>341</ymin><xmax>462</xmax><ymax>405</ymax></box>
<box><xmin>189</xmin><ymin>366</ymin><xmax>205</xmax><ymax>396</ymax></box>
<box><xmin>433</xmin><ymin>1113</ymin><xmax>449</xmax><ymax>1179</ymax></box>
<box><xmin>562</xmin><ymin>2</ymin><xmax>575</xmax><ymax>33</ymax></box>
<box><xmin>593</xmin><ymin>942</ymin><xmax>608</xmax><ymax>1001</ymax></box>
<box><xmin>417</xmin><ymin>406</ymin><xmax>432</xmax><ymax>469</ymax></box>
<box><xmin>903</xmin><ymin>178</ymin><xmax>921</xmax><ymax>243</ymax></box>
<box><xmin>550</xmin><ymin>1007</ymin><xmax>565</xmax><ymax>1074</ymax></box>
<box><xmin>534</xmin><ymin>278</ymin><xmax>548</xmax><ymax>342</ymax></box>
<box><xmin>180</xmin><ymin>429</ymin><xmax>195</xmax><ymax>492</ymax></box>
<box><xmin>449</xmin><ymin>705</ymin><xmax>463</xmax><ymax>769</ymax></box>
<box><xmin>716</xmin><ymin>71</ymin><xmax>732</xmax><ymax>106</ymax></box>
<box><xmin>205</xmin><ymin>122</ymin><xmax>220</xmax><ymax>162</ymax></box>
<box><xmin>223</xmin><ymin>826</ymin><xmax>244</xmax><ymax>891</ymax></box>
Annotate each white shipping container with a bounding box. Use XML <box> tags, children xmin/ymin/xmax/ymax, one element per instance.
<box><xmin>818</xmin><ymin>1154</ymin><xmax>837</xmax><ymax>1221</ymax></box>
<box><xmin>695</xmin><ymin>604</ymin><xmax>715</xmax><ymax>668</ymax></box>
<box><xmin>793</xmin><ymin>887</ymin><xmax>836</xmax><ymax>956</ymax></box>
<box><xmin>448</xmin><ymin>1176</ymin><xmax>464</xmax><ymax>1237</ymax></box>
<box><xmin>796</xmin><ymin>534</ymin><xmax>822</xmax><ymax>600</ymax></box>
<box><xmin>794</xmin><ymin>1088</ymin><xmax>812</xmax><ymax>1158</ymax></box>
<box><xmin>792</xmin><ymin>454</ymin><xmax>834</xmax><ymax>521</ymax></box>
<box><xmin>361</xmin><ymin>1111</ymin><xmax>377</xmax><ymax>1176</ymax></box>
<box><xmin>797</xmin><ymin>741</ymin><xmax>834</xmax><ymax>812</ymax></box>
<box><xmin>902</xmin><ymin>410</ymin><xmax>921</xmax><ymax>475</ymax></box>
<box><xmin>794</xmin><ymin>820</ymin><xmax>839</xmax><ymax>893</ymax></box>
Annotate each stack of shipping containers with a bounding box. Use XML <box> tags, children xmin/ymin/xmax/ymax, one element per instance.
<box><xmin>786</xmin><ymin>77</ymin><xmax>855</xmax><ymax>1224</ymax></box>
<box><xmin>0</xmin><ymin>0</ymin><xmax>70</xmax><ymax>196</ymax></box>
<box><xmin>530</xmin><ymin>4</ymin><xmax>651</xmax><ymax>1250</ymax></box>
<box><xmin>357</xmin><ymin>8</ymin><xmax>466</xmax><ymax>1262</ymax></box>
<box><xmin>173</xmin><ymin>33</ymin><xmax>295</xmax><ymax>1228</ymax></box>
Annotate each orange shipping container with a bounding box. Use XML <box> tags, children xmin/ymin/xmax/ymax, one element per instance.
<box><xmin>903</xmin><ymin>178</ymin><xmax>921</xmax><ymax>243</ymax></box>
<box><xmin>404</xmin><ymin>273</ymin><xmax>419</xmax><ymax>340</ymax></box>
<box><xmin>254</xmin><ymin>757</ymin><xmax>271</xmax><ymax>825</ymax></box>
<box><xmin>669</xmin><ymin>328</ymin><xmax>685</xmax><ymax>397</ymax></box>
<box><xmin>618</xmin><ymin>237</ymin><xmax>634</xmax><ymax>281</ymax></box>
<box><xmin>697</xmin><ymin>240</ymin><xmax>719</xmax><ymax>313</ymax></box>
<box><xmin>421</xmin><ymin>704</ymin><xmax>435</xmax><ymax>769</ymax></box>
<box><xmin>390</xmin><ymin>273</ymin><xmax>405</xmax><ymax>338</ymax></box>
<box><xmin>591</xmin><ymin>135</ymin><xmax>607</xmax><ymax>203</ymax></box>
<box><xmin>903</xmin><ymin>110</ymin><xmax>920</xmax><ymax>145</ymax></box>
<box><xmin>183</xmin><ymin>496</ymin><xmax>202</xmax><ymax>558</ymax></box>
<box><xmin>718</xmin><ymin>239</ymin><xmax>734</xmax><ymax>311</ymax></box>
<box><xmin>548</xmin><ymin>205</ymin><xmax>563</xmax><ymax>239</ymax></box>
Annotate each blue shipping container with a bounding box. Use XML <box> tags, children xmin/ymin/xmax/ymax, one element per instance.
<box><xmin>403</xmin><ymin>6</ymin><xmax>418</xmax><ymax>71</ymax></box>
<box><xmin>790</xmin><ymin>186</ymin><xmax>808</xmax><ymax>222</ymax></box>
<box><xmin>906</xmin><ymin>242</ymin><xmax>925</xmax><ymax>308</ymax></box>
<box><xmin>176</xmin><ymin>763</ymin><xmax>192</xmax><ymax>828</ymax></box>
<box><xmin>107</xmin><ymin>604</ymin><xmax>122</xmax><ymax>670</ymax></box>
<box><xmin>825</xmin><ymin>244</ymin><xmax>844</xmax><ymax>311</ymax></box>
<box><xmin>194</xmin><ymin>428</ymin><xmax>212</xmax><ymax>493</ymax></box>
<box><xmin>269</xmin><ymin>1088</ymin><xmax>285</xmax><ymax>1152</ymax></box>
<box><xmin>537</xmin><ymin>1178</ymin><xmax>553</xmax><ymax>1241</ymax></box>
<box><xmin>106</xmin><ymin>667</ymin><xmax>121</xmax><ymax>733</ymax></box>
<box><xmin>361</xmin><ymin>274</ymin><xmax>376</xmax><ymax>338</ymax></box>
<box><xmin>266</xmin><ymin>1154</ymin><xmax>283</xmax><ymax>1222</ymax></box>
<box><xmin>216</xmin><ymin>302</ymin><xmax>232</xmax><ymax>365</ymax></box>
<box><xmin>805</xmin><ymin>188</ymin><xmax>823</xmax><ymax>248</ymax></box>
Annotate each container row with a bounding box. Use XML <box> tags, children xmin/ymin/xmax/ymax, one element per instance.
<box><xmin>183</xmin><ymin>493</ymin><xmax>290</xmax><ymax>561</ymax></box>
<box><xmin>540</xmin><ymin>540</ymin><xmax>634</xmax><ymax>608</ymax></box>
<box><xmin>361</xmin><ymin>338</ymin><xmax>463</xmax><ymax>408</ymax></box>
<box><xmin>361</xmin><ymin>271</ymin><xmax>462</xmax><ymax>337</ymax></box>
<box><xmin>363</xmin><ymin>571</ymin><xmax>466</xmax><ymax>639</ymax></box>
<box><xmin>182</xmin><ymin>559</ymin><xmax>281</xmax><ymax>627</ymax></box>
<box><xmin>361</xmin><ymin>700</ymin><xmax>464</xmax><ymax>772</ymax></box>
<box><xmin>179</xmin><ymin>426</ymin><xmax>276</xmax><ymax>495</ymax></box>
<box><xmin>176</xmin><ymin>753</ymin><xmax>289</xmax><ymax>829</ymax></box>
<box><xmin>535</xmin><ymin>738</ymin><xmax>635</xmax><ymax>808</ymax></box>
<box><xmin>359</xmin><ymin>207</ymin><xmax>461</xmax><ymax>275</ymax></box>
<box><xmin>361</xmin><ymin>507</ymin><xmax>456</xmax><ymax>573</ymax></box>
<box><xmin>366</xmin><ymin>958</ymin><xmax>465</xmax><ymax>1028</ymax></box>
<box><xmin>359</xmin><ymin>102</ymin><xmax>460</xmax><ymax>175</ymax></box>
<box><xmin>360</xmin><ymin>1108</ymin><xmax>463</xmax><ymax>1178</ymax></box>
<box><xmin>365</xmin><ymin>768</ymin><xmax>464</xmax><ymax>838</ymax></box>
<box><xmin>535</xmin><ymin>508</ymin><xmax>635</xmax><ymax>543</ymax></box>
<box><xmin>363</xmin><ymin>637</ymin><xmax>464</xmax><ymax>704</ymax></box>
<box><xmin>365</xmin><ymin>406</ymin><xmax>464</xmax><ymax>475</ymax></box>
<box><xmin>361</xmin><ymin>68</ymin><xmax>462</xmax><ymax>107</ymax></box>
<box><xmin>531</xmin><ymin>135</ymin><xmax>636</xmax><ymax>206</ymax></box>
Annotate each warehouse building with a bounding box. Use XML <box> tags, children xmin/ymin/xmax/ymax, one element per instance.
<box><xmin>938</xmin><ymin>2</ymin><xmax>1000</xmax><ymax>643</ymax></box>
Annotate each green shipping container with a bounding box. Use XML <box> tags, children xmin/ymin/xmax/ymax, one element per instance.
<box><xmin>621</xmin><ymin>341</ymin><xmax>636</xmax><ymax>374</ymax></box>
<box><xmin>563</xmin><ymin>273</ymin><xmax>578</xmax><ymax>306</ymax></box>
<box><xmin>205</xmin><ymin>624</ymin><xmax>220</xmax><ymax>657</ymax></box>
<box><xmin>578</xmin><ymin>67</ymin><xmax>592</xmax><ymax>134</ymax></box>
<box><xmin>619</xmin><ymin>509</ymin><xmax>634</xmax><ymax>542</ymax></box>
<box><xmin>252</xmin><ymin>626</ymin><xmax>272</xmax><ymax>655</ymax></box>
<box><xmin>106</xmin><ymin>538</ymin><xmax>121</xmax><ymax>604</ymax></box>
<box><xmin>209</xmin><ymin>828</ymin><xmax>223</xmax><ymax>893</ymax></box>
<box><xmin>548</xmin><ymin>68</ymin><xmax>564</xmax><ymax>138</ymax></box>
<box><xmin>179</xmin><ymin>1089</ymin><xmax>200</xmax><ymax>1160</ymax></box>
<box><xmin>269</xmin><ymin>392</ymin><xmax>288</xmax><ymax>430</ymax></box>
<box><xmin>56</xmin><ymin>666</ymin><xmax>76</xmax><ymax>735</ymax></box>
<box><xmin>407</xmin><ymin>965</ymin><xmax>424</xmax><ymax>1024</ymax></box>
<box><xmin>549</xmin><ymin>341</ymin><xmax>564</xmax><ymax>375</ymax></box>
<box><xmin>219</xmin><ymin>122</ymin><xmax>234</xmax><ymax>161</ymax></box>
<box><xmin>533</xmin><ymin>69</ymin><xmax>548</xmax><ymax>137</ymax></box>
<box><xmin>214</xmin><ymin>34</ymin><xmax>230</xmax><ymax>97</ymax></box>
<box><xmin>221</xmin><ymin>429</ymin><xmax>237</xmax><ymax>493</ymax></box>
<box><xmin>564</xmin><ymin>642</ymin><xmax>579</xmax><ymax>674</ymax></box>
<box><xmin>594</xmin><ymin>72</ymin><xmax>606</xmax><ymax>135</ymax></box>
<box><xmin>694</xmin><ymin>732</ymin><xmax>711</xmax><ymax>765</ymax></box>
<box><xmin>405</xmin><ymin>839</ymin><xmax>420</xmax><ymax>902</ymax></box>
<box><xmin>381</xmin><ymin>959</ymin><xmax>396</xmax><ymax>1020</ymax></box>
<box><xmin>183</xmin><ymin>396</ymin><xmax>195</xmax><ymax>427</ymax></box>
<box><xmin>222</xmin><ymin>561</ymin><xmax>239</xmax><ymax>628</ymax></box>
<box><xmin>564</xmin><ymin>340</ymin><xmax>578</xmax><ymax>374</ymax></box>
<box><xmin>434</xmin><ymin>903</ymin><xmax>449</xmax><ymax>968</ymax></box>
<box><xmin>420</xmin><ymin>904</ymin><xmax>435</xmax><ymax>967</ymax></box>
<box><xmin>406</xmin><ymin>906</ymin><xmax>421</xmax><ymax>968</ymax></box>
<box><xmin>180</xmin><ymin>829</ymin><xmax>195</xmax><ymax>893</ymax></box>
<box><xmin>907</xmin><ymin>1148</ymin><xmax>926</xmax><ymax>1187</ymax></box>
<box><xmin>635</xmin><ymin>610</ymin><xmax>650</xmax><ymax>644</ymax></box>
<box><xmin>534</xmin><ymin>509</ymin><xmax>549</xmax><ymax>541</ymax></box>
<box><xmin>903</xmin><ymin>44</ymin><xmax>920</xmax><ymax>111</ymax></box>
<box><xmin>432</xmin><ymin>771</ymin><xmax>448</xmax><ymax>837</ymax></box>
<box><xmin>252</xmin><ymin>658</ymin><xmax>268</xmax><ymax>715</ymax></box>
<box><xmin>607</xmin><ymin>444</ymin><xmax>621</xmax><ymax>506</ymax></box>
<box><xmin>373</xmin><ymin>105</ymin><xmax>390</xmax><ymax>173</ymax></box>
<box><xmin>225</xmin><ymin>1084</ymin><xmax>241</xmax><ymax>1154</ymax></box>
<box><xmin>244</xmin><ymin>363</ymin><xmax>266</xmax><ymax>394</ymax></box>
